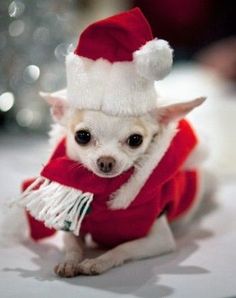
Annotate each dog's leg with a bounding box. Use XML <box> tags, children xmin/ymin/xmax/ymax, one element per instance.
<box><xmin>77</xmin><ymin>215</ymin><xmax>176</xmax><ymax>275</ymax></box>
<box><xmin>54</xmin><ymin>232</ymin><xmax>84</xmax><ymax>278</ymax></box>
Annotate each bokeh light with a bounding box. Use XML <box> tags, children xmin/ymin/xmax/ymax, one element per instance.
<box><xmin>54</xmin><ymin>43</ymin><xmax>72</xmax><ymax>62</ymax></box>
<box><xmin>8</xmin><ymin>20</ymin><xmax>25</xmax><ymax>37</ymax></box>
<box><xmin>0</xmin><ymin>92</ymin><xmax>15</xmax><ymax>112</ymax></box>
<box><xmin>23</xmin><ymin>65</ymin><xmax>40</xmax><ymax>84</ymax></box>
<box><xmin>8</xmin><ymin>1</ymin><xmax>25</xmax><ymax>18</ymax></box>
<box><xmin>16</xmin><ymin>108</ymin><xmax>42</xmax><ymax>129</ymax></box>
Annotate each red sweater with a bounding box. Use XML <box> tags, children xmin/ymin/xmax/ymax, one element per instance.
<box><xmin>23</xmin><ymin>119</ymin><xmax>198</xmax><ymax>248</ymax></box>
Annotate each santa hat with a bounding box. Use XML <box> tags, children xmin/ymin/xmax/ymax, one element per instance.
<box><xmin>66</xmin><ymin>7</ymin><xmax>173</xmax><ymax>116</ymax></box>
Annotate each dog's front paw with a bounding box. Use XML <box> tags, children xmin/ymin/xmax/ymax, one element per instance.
<box><xmin>54</xmin><ymin>261</ymin><xmax>80</xmax><ymax>278</ymax></box>
<box><xmin>76</xmin><ymin>258</ymin><xmax>114</xmax><ymax>275</ymax></box>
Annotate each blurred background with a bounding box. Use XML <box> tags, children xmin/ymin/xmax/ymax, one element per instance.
<box><xmin>0</xmin><ymin>0</ymin><xmax>235</xmax><ymax>175</ymax></box>
<box><xmin>0</xmin><ymin>0</ymin><xmax>130</xmax><ymax>132</ymax></box>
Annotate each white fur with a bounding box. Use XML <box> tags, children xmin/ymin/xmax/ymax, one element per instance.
<box><xmin>66</xmin><ymin>54</ymin><xmax>158</xmax><ymax>116</ymax></box>
<box><xmin>66</xmin><ymin>110</ymin><xmax>158</xmax><ymax>178</ymax></box>
<box><xmin>48</xmin><ymin>123</ymin><xmax>66</xmax><ymax>149</ymax></box>
<box><xmin>55</xmin><ymin>233</ymin><xmax>84</xmax><ymax>277</ymax></box>
<box><xmin>134</xmin><ymin>39</ymin><xmax>173</xmax><ymax>81</ymax></box>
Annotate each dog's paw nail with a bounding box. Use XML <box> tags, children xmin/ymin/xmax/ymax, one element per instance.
<box><xmin>77</xmin><ymin>258</ymin><xmax>111</xmax><ymax>275</ymax></box>
<box><xmin>54</xmin><ymin>262</ymin><xmax>79</xmax><ymax>278</ymax></box>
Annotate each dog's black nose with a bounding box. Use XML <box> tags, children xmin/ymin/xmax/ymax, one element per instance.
<box><xmin>97</xmin><ymin>156</ymin><xmax>116</xmax><ymax>173</ymax></box>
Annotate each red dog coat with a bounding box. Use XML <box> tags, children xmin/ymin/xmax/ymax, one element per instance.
<box><xmin>22</xmin><ymin>119</ymin><xmax>198</xmax><ymax>248</ymax></box>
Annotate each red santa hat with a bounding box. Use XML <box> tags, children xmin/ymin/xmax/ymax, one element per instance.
<box><xmin>66</xmin><ymin>7</ymin><xmax>173</xmax><ymax>116</ymax></box>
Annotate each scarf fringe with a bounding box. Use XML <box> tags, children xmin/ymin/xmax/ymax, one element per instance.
<box><xmin>18</xmin><ymin>177</ymin><xmax>93</xmax><ymax>236</ymax></box>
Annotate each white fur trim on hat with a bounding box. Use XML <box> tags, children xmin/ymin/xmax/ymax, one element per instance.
<box><xmin>66</xmin><ymin>53</ymin><xmax>158</xmax><ymax>116</ymax></box>
<box><xmin>134</xmin><ymin>39</ymin><xmax>173</xmax><ymax>81</ymax></box>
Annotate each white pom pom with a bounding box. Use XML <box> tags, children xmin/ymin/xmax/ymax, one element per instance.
<box><xmin>133</xmin><ymin>39</ymin><xmax>173</xmax><ymax>81</ymax></box>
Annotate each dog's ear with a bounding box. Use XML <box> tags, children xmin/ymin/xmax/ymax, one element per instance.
<box><xmin>156</xmin><ymin>97</ymin><xmax>206</xmax><ymax>125</ymax></box>
<box><xmin>39</xmin><ymin>90</ymin><xmax>69</xmax><ymax>124</ymax></box>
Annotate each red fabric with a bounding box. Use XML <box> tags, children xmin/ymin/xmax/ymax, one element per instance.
<box><xmin>23</xmin><ymin>120</ymin><xmax>198</xmax><ymax>247</ymax></box>
<box><xmin>75</xmin><ymin>7</ymin><xmax>153</xmax><ymax>62</ymax></box>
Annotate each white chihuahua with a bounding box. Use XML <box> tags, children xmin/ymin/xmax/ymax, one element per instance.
<box><xmin>39</xmin><ymin>90</ymin><xmax>210</xmax><ymax>278</ymax></box>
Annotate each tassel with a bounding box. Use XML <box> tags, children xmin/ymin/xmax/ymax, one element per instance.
<box><xmin>18</xmin><ymin>177</ymin><xmax>93</xmax><ymax>236</ymax></box>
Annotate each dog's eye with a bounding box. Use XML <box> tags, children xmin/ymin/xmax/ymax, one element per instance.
<box><xmin>75</xmin><ymin>130</ymin><xmax>91</xmax><ymax>145</ymax></box>
<box><xmin>127</xmin><ymin>134</ymin><xmax>143</xmax><ymax>148</ymax></box>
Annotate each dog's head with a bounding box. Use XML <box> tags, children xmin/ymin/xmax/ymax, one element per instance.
<box><xmin>42</xmin><ymin>92</ymin><xmax>205</xmax><ymax>178</ymax></box>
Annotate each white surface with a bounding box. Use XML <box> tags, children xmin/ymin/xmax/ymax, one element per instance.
<box><xmin>0</xmin><ymin>64</ymin><xmax>236</xmax><ymax>298</ymax></box>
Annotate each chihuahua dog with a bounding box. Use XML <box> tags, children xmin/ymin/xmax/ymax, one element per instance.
<box><xmin>40</xmin><ymin>90</ymin><xmax>210</xmax><ymax>278</ymax></box>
